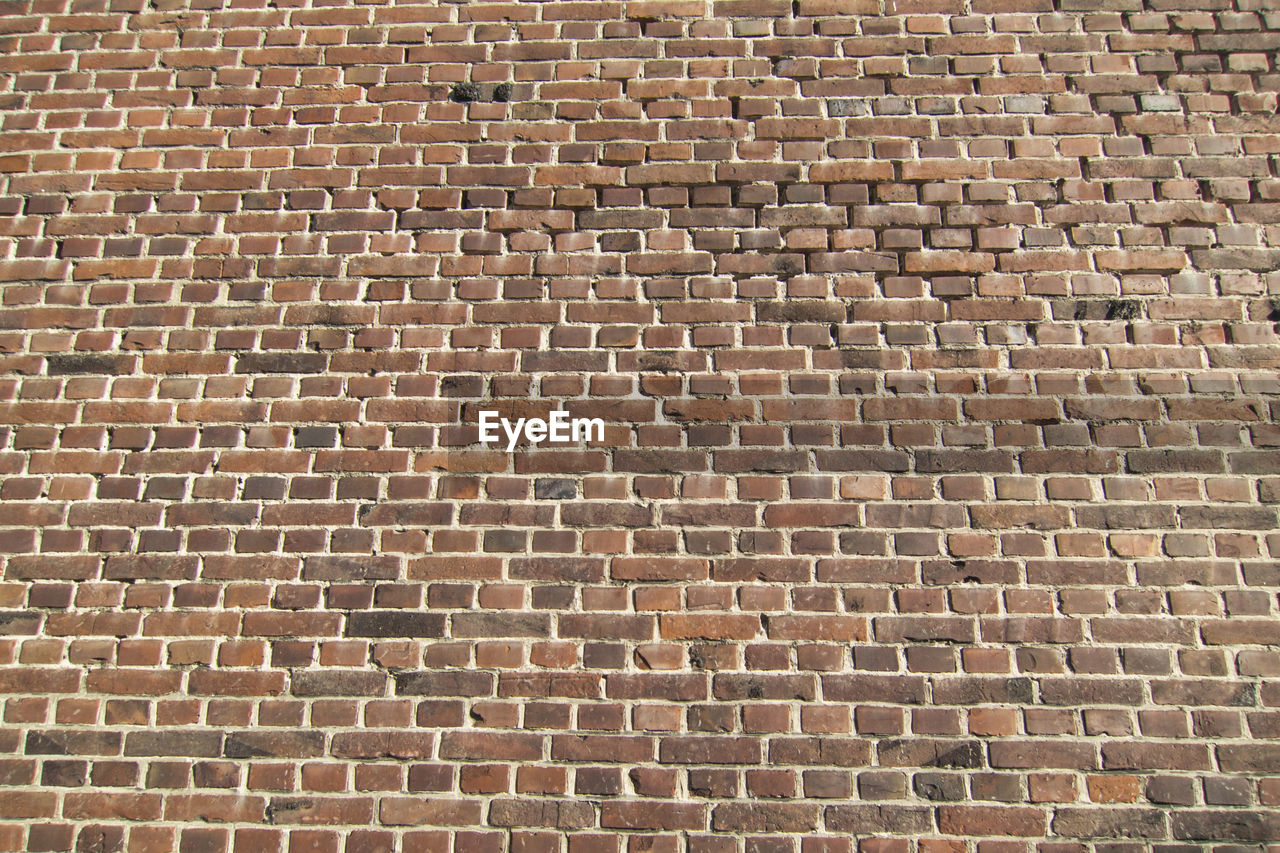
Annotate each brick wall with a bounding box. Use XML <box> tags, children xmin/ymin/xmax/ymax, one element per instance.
<box><xmin>2</xmin><ymin>0</ymin><xmax>1279</xmax><ymax>850</ymax></box>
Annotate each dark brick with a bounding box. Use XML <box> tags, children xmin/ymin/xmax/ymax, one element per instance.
<box><xmin>345</xmin><ymin>612</ymin><xmax>446</xmax><ymax>638</ymax></box>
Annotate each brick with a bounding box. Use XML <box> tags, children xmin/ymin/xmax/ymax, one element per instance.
<box><xmin>606</xmin><ymin>674</ymin><xmax>707</xmax><ymax>702</ymax></box>
<box><xmin>768</xmin><ymin>737</ymin><xmax>872</xmax><ymax>768</ymax></box>
<box><xmin>988</xmin><ymin>741</ymin><xmax>1097</xmax><ymax>771</ymax></box>
<box><xmin>1101</xmin><ymin>742</ymin><xmax>1211</xmax><ymax>771</ymax></box>
<box><xmin>600</xmin><ymin>801</ymin><xmax>705</xmax><ymax>831</ymax></box>
<box><xmin>1051</xmin><ymin>807</ymin><xmax>1168</xmax><ymax>839</ymax></box>
<box><xmin>1217</xmin><ymin>744</ymin><xmax>1280</xmax><ymax>774</ymax></box>
<box><xmin>937</xmin><ymin>805</ymin><xmax>1049</xmax><ymax>837</ymax></box>
<box><xmin>439</xmin><ymin>733</ymin><xmax>543</xmax><ymax>762</ymax></box>
<box><xmin>488</xmin><ymin>799</ymin><xmax>595</xmax><ymax>830</ymax></box>
<box><xmin>394</xmin><ymin>672</ymin><xmax>496</xmax><ymax>698</ymax></box>
<box><xmin>824</xmin><ymin>804</ymin><xmax>931</xmax><ymax>835</ymax></box>
<box><xmin>125</xmin><ymin>732</ymin><xmax>223</xmax><ymax>758</ymax></box>
<box><xmin>712</xmin><ymin>803</ymin><xmax>819</xmax><ymax>833</ymax></box>
<box><xmin>223</xmin><ymin>731</ymin><xmax>325</xmax><ymax>760</ymax></box>
<box><xmin>379</xmin><ymin>799</ymin><xmax>484</xmax><ymax>827</ymax></box>
<box><xmin>551</xmin><ymin>736</ymin><xmax>653</xmax><ymax>764</ymax></box>
<box><xmin>659</xmin><ymin>614</ymin><xmax>761</xmax><ymax>641</ymax></box>
<box><xmin>1171</xmin><ymin>810</ymin><xmax>1280</xmax><ymax>843</ymax></box>
<box><xmin>658</xmin><ymin>737</ymin><xmax>761</xmax><ymax>765</ymax></box>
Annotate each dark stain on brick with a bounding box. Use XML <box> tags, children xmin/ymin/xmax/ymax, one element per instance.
<box><xmin>395</xmin><ymin>671</ymin><xmax>496</xmax><ymax>697</ymax></box>
<box><xmin>27</xmin><ymin>730</ymin><xmax>123</xmax><ymax>756</ymax></box>
<box><xmin>449</xmin><ymin>82</ymin><xmax>481</xmax><ymax>103</ymax></box>
<box><xmin>0</xmin><ymin>611</ymin><xmax>41</xmax><ymax>635</ymax></box>
<box><xmin>264</xmin><ymin>798</ymin><xmax>308</xmax><ymax>825</ymax></box>
<box><xmin>440</xmin><ymin>374</ymin><xmax>484</xmax><ymax>396</ymax></box>
<box><xmin>46</xmin><ymin>354</ymin><xmax>131</xmax><ymax>375</ymax></box>
<box><xmin>914</xmin><ymin>773</ymin><xmax>965</xmax><ymax>801</ymax></box>
<box><xmin>42</xmin><ymin>759</ymin><xmax>87</xmax><ymax>787</ymax></box>
<box><xmin>290</xmin><ymin>670</ymin><xmax>387</xmax><ymax>697</ymax></box>
<box><xmin>301</xmin><ymin>555</ymin><xmax>400</xmax><ymax>582</ymax></box>
<box><xmin>234</xmin><ymin>352</ymin><xmax>327</xmax><ymax>374</ymax></box>
<box><xmin>346</xmin><ymin>611</ymin><xmax>446</xmax><ymax>638</ymax></box>
<box><xmin>535</xmin><ymin>478</ymin><xmax>577</xmax><ymax>499</ymax></box>
<box><xmin>1106</xmin><ymin>299</ymin><xmax>1140</xmax><ymax>320</ymax></box>
<box><xmin>1230</xmin><ymin>682</ymin><xmax>1258</xmax><ymax>707</ymax></box>
<box><xmin>224</xmin><ymin>731</ymin><xmax>325</xmax><ymax>759</ymax></box>
<box><xmin>934</xmin><ymin>741</ymin><xmax>984</xmax><ymax>769</ymax></box>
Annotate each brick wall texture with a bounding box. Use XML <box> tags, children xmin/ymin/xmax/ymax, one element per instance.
<box><xmin>3</xmin><ymin>0</ymin><xmax>1280</xmax><ymax>850</ymax></box>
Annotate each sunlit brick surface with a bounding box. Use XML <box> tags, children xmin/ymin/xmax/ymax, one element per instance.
<box><xmin>2</xmin><ymin>0</ymin><xmax>1280</xmax><ymax>849</ymax></box>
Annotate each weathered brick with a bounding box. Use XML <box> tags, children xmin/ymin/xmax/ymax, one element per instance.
<box><xmin>600</xmin><ymin>801</ymin><xmax>705</xmax><ymax>831</ymax></box>
<box><xmin>331</xmin><ymin>733</ymin><xmax>436</xmax><ymax>760</ymax></box>
<box><xmin>439</xmin><ymin>733</ymin><xmax>543</xmax><ymax>762</ymax></box>
<box><xmin>488</xmin><ymin>799</ymin><xmax>595</xmax><ymax>830</ymax></box>
<box><xmin>1171</xmin><ymin>810</ymin><xmax>1280</xmax><ymax>842</ymax></box>
<box><xmin>658</xmin><ymin>736</ymin><xmax>761</xmax><ymax>765</ymax></box>
<box><xmin>937</xmin><ymin>805</ymin><xmax>1049</xmax><ymax>837</ymax></box>
<box><xmin>711</xmin><ymin>803</ymin><xmax>819</xmax><ymax>833</ymax></box>
<box><xmin>345</xmin><ymin>612</ymin><xmax>446</xmax><ymax>638</ymax></box>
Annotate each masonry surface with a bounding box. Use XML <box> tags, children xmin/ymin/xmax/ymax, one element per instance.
<box><xmin>2</xmin><ymin>0</ymin><xmax>1280</xmax><ymax>850</ymax></box>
